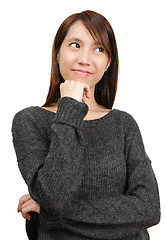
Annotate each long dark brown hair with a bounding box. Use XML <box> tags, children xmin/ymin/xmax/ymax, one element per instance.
<box><xmin>42</xmin><ymin>10</ymin><xmax>119</xmax><ymax>109</ymax></box>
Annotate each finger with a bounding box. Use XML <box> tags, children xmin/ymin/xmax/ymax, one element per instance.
<box><xmin>26</xmin><ymin>214</ymin><xmax>31</xmax><ymax>221</ymax></box>
<box><xmin>60</xmin><ymin>82</ymin><xmax>64</xmax><ymax>90</ymax></box>
<box><xmin>18</xmin><ymin>194</ymin><xmax>31</xmax><ymax>212</ymax></box>
<box><xmin>82</xmin><ymin>91</ymin><xmax>86</xmax><ymax>102</ymax></box>
<box><xmin>83</xmin><ymin>84</ymin><xmax>90</xmax><ymax>98</ymax></box>
<box><xmin>21</xmin><ymin>200</ymin><xmax>40</xmax><ymax>214</ymax></box>
<box><xmin>84</xmin><ymin>88</ymin><xmax>90</xmax><ymax>98</ymax></box>
<box><xmin>83</xmin><ymin>89</ymin><xmax>90</xmax><ymax>101</ymax></box>
<box><xmin>21</xmin><ymin>202</ymin><xmax>38</xmax><ymax>217</ymax></box>
<box><xmin>21</xmin><ymin>199</ymin><xmax>40</xmax><ymax>214</ymax></box>
<box><xmin>21</xmin><ymin>212</ymin><xmax>31</xmax><ymax>221</ymax></box>
<box><xmin>21</xmin><ymin>199</ymin><xmax>34</xmax><ymax>209</ymax></box>
<box><xmin>82</xmin><ymin>94</ymin><xmax>86</xmax><ymax>103</ymax></box>
<box><xmin>86</xmin><ymin>91</ymin><xmax>90</xmax><ymax>99</ymax></box>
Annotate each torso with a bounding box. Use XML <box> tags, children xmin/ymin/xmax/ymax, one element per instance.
<box><xmin>41</xmin><ymin>105</ymin><xmax>111</xmax><ymax>121</ymax></box>
<box><xmin>83</xmin><ymin>109</ymin><xmax>111</xmax><ymax>120</ymax></box>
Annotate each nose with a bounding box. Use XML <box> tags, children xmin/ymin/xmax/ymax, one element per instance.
<box><xmin>78</xmin><ymin>49</ymin><xmax>91</xmax><ymax>66</ymax></box>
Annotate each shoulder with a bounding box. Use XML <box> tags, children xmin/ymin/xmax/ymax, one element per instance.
<box><xmin>11</xmin><ymin>106</ymin><xmax>51</xmax><ymax>146</ymax></box>
<box><xmin>11</xmin><ymin>106</ymin><xmax>48</xmax><ymax>136</ymax></box>
<box><xmin>113</xmin><ymin>108</ymin><xmax>140</xmax><ymax>135</ymax></box>
<box><xmin>11</xmin><ymin>107</ymin><xmax>49</xmax><ymax>159</ymax></box>
<box><xmin>13</xmin><ymin>106</ymin><xmax>39</xmax><ymax>117</ymax></box>
<box><xmin>12</xmin><ymin>106</ymin><xmax>43</xmax><ymax>124</ymax></box>
<box><xmin>114</xmin><ymin>108</ymin><xmax>138</xmax><ymax>125</ymax></box>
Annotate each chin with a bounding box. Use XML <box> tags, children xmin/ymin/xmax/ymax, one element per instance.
<box><xmin>71</xmin><ymin>76</ymin><xmax>87</xmax><ymax>82</ymax></box>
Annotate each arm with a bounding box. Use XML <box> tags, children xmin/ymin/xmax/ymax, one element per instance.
<box><xmin>12</xmin><ymin>97</ymin><xmax>88</xmax><ymax>227</ymax></box>
<box><xmin>43</xmin><ymin>114</ymin><xmax>161</xmax><ymax>239</ymax></box>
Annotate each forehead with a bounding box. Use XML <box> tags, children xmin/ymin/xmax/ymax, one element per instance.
<box><xmin>64</xmin><ymin>20</ymin><xmax>99</xmax><ymax>44</ymax></box>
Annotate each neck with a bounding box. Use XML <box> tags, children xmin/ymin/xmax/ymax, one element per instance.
<box><xmin>85</xmin><ymin>86</ymin><xmax>105</xmax><ymax>111</ymax></box>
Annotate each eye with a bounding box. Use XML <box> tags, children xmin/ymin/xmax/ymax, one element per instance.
<box><xmin>95</xmin><ymin>46</ymin><xmax>104</xmax><ymax>53</ymax></box>
<box><xmin>70</xmin><ymin>42</ymin><xmax>80</xmax><ymax>48</ymax></box>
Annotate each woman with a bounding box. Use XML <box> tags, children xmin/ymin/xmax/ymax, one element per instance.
<box><xmin>12</xmin><ymin>10</ymin><xmax>160</xmax><ymax>240</ymax></box>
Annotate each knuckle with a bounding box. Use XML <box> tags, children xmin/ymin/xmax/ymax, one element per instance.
<box><xmin>19</xmin><ymin>194</ymin><xmax>27</xmax><ymax>203</ymax></box>
<box><xmin>21</xmin><ymin>209</ymin><xmax>26</xmax><ymax>215</ymax></box>
<box><xmin>60</xmin><ymin>83</ymin><xmax>64</xmax><ymax>89</ymax></box>
<box><xmin>22</xmin><ymin>213</ymin><xmax>25</xmax><ymax>219</ymax></box>
<box><xmin>19</xmin><ymin>197</ymin><xmax>23</xmax><ymax>204</ymax></box>
<box><xmin>21</xmin><ymin>208</ymin><xmax>26</xmax><ymax>214</ymax></box>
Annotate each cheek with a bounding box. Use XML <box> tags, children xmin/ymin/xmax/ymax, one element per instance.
<box><xmin>96</xmin><ymin>55</ymin><xmax>109</xmax><ymax>70</ymax></box>
<box><xmin>92</xmin><ymin>60</ymin><xmax>108</xmax><ymax>83</ymax></box>
<box><xmin>96</xmin><ymin>60</ymin><xmax>108</xmax><ymax>76</ymax></box>
<box><xmin>95</xmin><ymin>69</ymin><xmax>106</xmax><ymax>82</ymax></box>
<box><xmin>59</xmin><ymin>53</ymin><xmax>71</xmax><ymax>77</ymax></box>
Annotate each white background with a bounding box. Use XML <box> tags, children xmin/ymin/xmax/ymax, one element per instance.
<box><xmin>0</xmin><ymin>0</ymin><xmax>165</xmax><ymax>239</ymax></box>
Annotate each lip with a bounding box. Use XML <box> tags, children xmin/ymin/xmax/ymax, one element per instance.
<box><xmin>72</xmin><ymin>69</ymin><xmax>92</xmax><ymax>77</ymax></box>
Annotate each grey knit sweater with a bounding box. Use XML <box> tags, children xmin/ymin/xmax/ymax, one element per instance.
<box><xmin>11</xmin><ymin>97</ymin><xmax>160</xmax><ymax>240</ymax></box>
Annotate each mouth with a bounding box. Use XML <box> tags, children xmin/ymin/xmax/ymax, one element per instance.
<box><xmin>72</xmin><ymin>69</ymin><xmax>92</xmax><ymax>77</ymax></box>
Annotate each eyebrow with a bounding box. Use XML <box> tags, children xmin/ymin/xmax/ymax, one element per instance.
<box><xmin>68</xmin><ymin>38</ymin><xmax>82</xmax><ymax>43</ymax></box>
<box><xmin>68</xmin><ymin>37</ymin><xmax>103</xmax><ymax>46</ymax></box>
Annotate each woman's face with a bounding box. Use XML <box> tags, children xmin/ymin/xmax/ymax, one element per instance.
<box><xmin>57</xmin><ymin>20</ymin><xmax>111</xmax><ymax>89</ymax></box>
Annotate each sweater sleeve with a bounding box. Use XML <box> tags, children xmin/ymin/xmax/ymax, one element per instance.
<box><xmin>54</xmin><ymin>114</ymin><xmax>160</xmax><ymax>239</ymax></box>
<box><xmin>11</xmin><ymin>97</ymin><xmax>88</xmax><ymax>228</ymax></box>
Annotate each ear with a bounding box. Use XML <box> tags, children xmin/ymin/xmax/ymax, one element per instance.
<box><xmin>105</xmin><ymin>59</ymin><xmax>111</xmax><ymax>72</ymax></box>
<box><xmin>56</xmin><ymin>52</ymin><xmax>60</xmax><ymax>64</ymax></box>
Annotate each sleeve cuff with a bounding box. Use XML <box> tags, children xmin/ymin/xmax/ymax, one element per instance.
<box><xmin>39</xmin><ymin>207</ymin><xmax>64</xmax><ymax>230</ymax></box>
<box><xmin>53</xmin><ymin>97</ymin><xmax>89</xmax><ymax>128</ymax></box>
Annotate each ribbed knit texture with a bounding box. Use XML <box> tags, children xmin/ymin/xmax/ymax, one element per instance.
<box><xmin>11</xmin><ymin>97</ymin><xmax>160</xmax><ymax>240</ymax></box>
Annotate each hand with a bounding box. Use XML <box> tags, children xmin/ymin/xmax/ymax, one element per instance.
<box><xmin>60</xmin><ymin>80</ymin><xmax>90</xmax><ymax>103</ymax></box>
<box><xmin>17</xmin><ymin>194</ymin><xmax>40</xmax><ymax>221</ymax></box>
